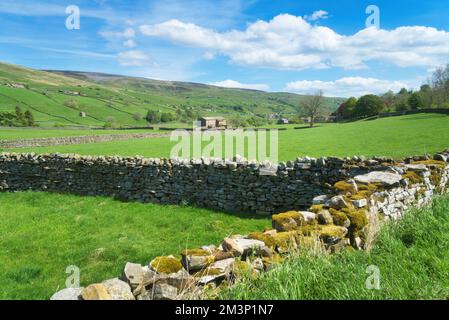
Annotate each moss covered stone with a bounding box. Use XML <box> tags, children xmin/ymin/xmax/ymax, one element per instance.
<box><xmin>273</xmin><ymin>231</ymin><xmax>298</xmax><ymax>253</ymax></box>
<box><xmin>309</xmin><ymin>205</ymin><xmax>325</xmax><ymax>214</ymax></box>
<box><xmin>262</xmin><ymin>254</ymin><xmax>283</xmax><ymax>271</ymax></box>
<box><xmin>345</xmin><ymin>209</ymin><xmax>368</xmax><ymax>237</ymax></box>
<box><xmin>414</xmin><ymin>160</ymin><xmax>446</xmax><ymax>169</ymax></box>
<box><xmin>248</xmin><ymin>232</ymin><xmax>276</xmax><ymax>248</ymax></box>
<box><xmin>329</xmin><ymin>208</ymin><xmax>351</xmax><ymax>228</ymax></box>
<box><xmin>319</xmin><ymin>225</ymin><xmax>348</xmax><ymax>245</ymax></box>
<box><xmin>150</xmin><ymin>256</ymin><xmax>183</xmax><ymax>274</ymax></box>
<box><xmin>430</xmin><ymin>171</ymin><xmax>442</xmax><ymax>186</ymax></box>
<box><xmin>334</xmin><ymin>181</ymin><xmax>357</xmax><ymax>194</ymax></box>
<box><xmin>181</xmin><ymin>249</ymin><xmax>211</xmax><ymax>257</ymax></box>
<box><xmin>194</xmin><ymin>267</ymin><xmax>224</xmax><ymax>278</ymax></box>
<box><xmin>232</xmin><ymin>260</ymin><xmax>253</xmax><ymax>277</ymax></box>
<box><xmin>402</xmin><ymin>171</ymin><xmax>423</xmax><ymax>185</ymax></box>
<box><xmin>272</xmin><ymin>211</ymin><xmax>305</xmax><ymax>232</ymax></box>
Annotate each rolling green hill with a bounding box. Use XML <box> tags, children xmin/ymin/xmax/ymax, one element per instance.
<box><xmin>0</xmin><ymin>62</ymin><xmax>344</xmax><ymax>128</ymax></box>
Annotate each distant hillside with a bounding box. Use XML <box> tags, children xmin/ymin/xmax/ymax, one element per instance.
<box><xmin>0</xmin><ymin>62</ymin><xmax>344</xmax><ymax>127</ymax></box>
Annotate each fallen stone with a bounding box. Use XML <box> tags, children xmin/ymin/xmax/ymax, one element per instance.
<box><xmin>209</xmin><ymin>258</ymin><xmax>235</xmax><ymax>274</ymax></box>
<box><xmin>50</xmin><ymin>288</ymin><xmax>83</xmax><ymax>300</ymax></box>
<box><xmin>153</xmin><ymin>283</ymin><xmax>178</xmax><ymax>300</ymax></box>
<box><xmin>138</xmin><ymin>284</ymin><xmax>178</xmax><ymax>300</ymax></box>
<box><xmin>134</xmin><ymin>269</ymin><xmax>192</xmax><ymax>296</ymax></box>
<box><xmin>355</xmin><ymin>171</ymin><xmax>402</xmax><ymax>187</ymax></box>
<box><xmin>222</xmin><ymin>238</ymin><xmax>265</xmax><ymax>257</ymax></box>
<box><xmin>121</xmin><ymin>262</ymin><xmax>144</xmax><ymax>290</ymax></box>
<box><xmin>212</xmin><ymin>250</ymin><xmax>235</xmax><ymax>261</ymax></box>
<box><xmin>235</xmin><ymin>238</ymin><xmax>265</xmax><ymax>256</ymax></box>
<box><xmin>221</xmin><ymin>238</ymin><xmax>243</xmax><ymax>256</ymax></box>
<box><xmin>81</xmin><ymin>284</ymin><xmax>111</xmax><ymax>300</ymax></box>
<box><xmin>102</xmin><ymin>278</ymin><xmax>135</xmax><ymax>300</ymax></box>
<box><xmin>181</xmin><ymin>250</ymin><xmax>215</xmax><ymax>272</ymax></box>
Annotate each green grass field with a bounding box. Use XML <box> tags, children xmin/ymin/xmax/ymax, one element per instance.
<box><xmin>0</xmin><ymin>191</ymin><xmax>270</xmax><ymax>300</ymax></box>
<box><xmin>0</xmin><ymin>128</ymin><xmax>165</xmax><ymax>140</ymax></box>
<box><xmin>4</xmin><ymin>114</ymin><xmax>449</xmax><ymax>160</ymax></box>
<box><xmin>221</xmin><ymin>195</ymin><xmax>449</xmax><ymax>300</ymax></box>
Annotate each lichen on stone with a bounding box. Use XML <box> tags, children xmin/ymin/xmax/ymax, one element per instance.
<box><xmin>334</xmin><ymin>181</ymin><xmax>357</xmax><ymax>194</ymax></box>
<box><xmin>329</xmin><ymin>208</ymin><xmax>351</xmax><ymax>227</ymax></box>
<box><xmin>402</xmin><ymin>171</ymin><xmax>423</xmax><ymax>185</ymax></box>
<box><xmin>181</xmin><ymin>249</ymin><xmax>211</xmax><ymax>257</ymax></box>
<box><xmin>272</xmin><ymin>211</ymin><xmax>305</xmax><ymax>232</ymax></box>
<box><xmin>150</xmin><ymin>256</ymin><xmax>183</xmax><ymax>274</ymax></box>
<box><xmin>248</xmin><ymin>232</ymin><xmax>276</xmax><ymax>248</ymax></box>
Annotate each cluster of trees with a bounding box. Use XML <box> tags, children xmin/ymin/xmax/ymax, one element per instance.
<box><xmin>0</xmin><ymin>106</ymin><xmax>35</xmax><ymax>127</ymax></box>
<box><xmin>145</xmin><ymin>107</ymin><xmax>200</xmax><ymax>124</ymax></box>
<box><xmin>335</xmin><ymin>64</ymin><xmax>449</xmax><ymax>120</ymax></box>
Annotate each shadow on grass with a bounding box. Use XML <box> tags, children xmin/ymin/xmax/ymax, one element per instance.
<box><xmin>2</xmin><ymin>189</ymin><xmax>272</xmax><ymax>221</ymax></box>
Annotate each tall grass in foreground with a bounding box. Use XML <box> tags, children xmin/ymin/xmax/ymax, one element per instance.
<box><xmin>221</xmin><ymin>196</ymin><xmax>449</xmax><ymax>300</ymax></box>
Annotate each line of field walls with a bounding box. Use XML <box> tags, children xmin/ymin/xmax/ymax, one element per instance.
<box><xmin>1</xmin><ymin>150</ymin><xmax>448</xmax><ymax>215</ymax></box>
<box><xmin>0</xmin><ymin>133</ymin><xmax>169</xmax><ymax>148</ymax></box>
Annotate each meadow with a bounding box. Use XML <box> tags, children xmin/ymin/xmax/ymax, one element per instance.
<box><xmin>221</xmin><ymin>195</ymin><xmax>449</xmax><ymax>300</ymax></box>
<box><xmin>3</xmin><ymin>113</ymin><xmax>449</xmax><ymax>160</ymax></box>
<box><xmin>0</xmin><ymin>192</ymin><xmax>270</xmax><ymax>300</ymax></box>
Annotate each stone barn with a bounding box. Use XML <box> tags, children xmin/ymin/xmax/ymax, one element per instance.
<box><xmin>199</xmin><ymin>117</ymin><xmax>227</xmax><ymax>129</ymax></box>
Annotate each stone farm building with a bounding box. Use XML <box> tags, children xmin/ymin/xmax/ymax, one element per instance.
<box><xmin>199</xmin><ymin>117</ymin><xmax>227</xmax><ymax>129</ymax></box>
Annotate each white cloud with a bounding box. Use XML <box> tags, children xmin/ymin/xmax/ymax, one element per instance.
<box><xmin>100</xmin><ymin>28</ymin><xmax>135</xmax><ymax>39</ymax></box>
<box><xmin>202</xmin><ymin>52</ymin><xmax>216</xmax><ymax>60</ymax></box>
<box><xmin>123</xmin><ymin>39</ymin><xmax>137</xmax><ymax>48</ymax></box>
<box><xmin>117</xmin><ymin>50</ymin><xmax>151</xmax><ymax>66</ymax></box>
<box><xmin>210</xmin><ymin>80</ymin><xmax>270</xmax><ymax>91</ymax></box>
<box><xmin>285</xmin><ymin>77</ymin><xmax>414</xmax><ymax>97</ymax></box>
<box><xmin>139</xmin><ymin>14</ymin><xmax>449</xmax><ymax>71</ymax></box>
<box><xmin>305</xmin><ymin>10</ymin><xmax>329</xmax><ymax>21</ymax></box>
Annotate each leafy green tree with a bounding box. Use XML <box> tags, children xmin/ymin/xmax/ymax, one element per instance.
<box><xmin>419</xmin><ymin>84</ymin><xmax>433</xmax><ymax>108</ymax></box>
<box><xmin>146</xmin><ymin>110</ymin><xmax>161</xmax><ymax>124</ymax></box>
<box><xmin>160</xmin><ymin>112</ymin><xmax>176</xmax><ymax>123</ymax></box>
<box><xmin>354</xmin><ymin>95</ymin><xmax>385</xmax><ymax>117</ymax></box>
<box><xmin>408</xmin><ymin>92</ymin><xmax>424</xmax><ymax>110</ymax></box>
<box><xmin>24</xmin><ymin>110</ymin><xmax>35</xmax><ymax>126</ymax></box>
<box><xmin>15</xmin><ymin>106</ymin><xmax>25</xmax><ymax>124</ymax></box>
<box><xmin>381</xmin><ymin>91</ymin><xmax>395</xmax><ymax>112</ymax></box>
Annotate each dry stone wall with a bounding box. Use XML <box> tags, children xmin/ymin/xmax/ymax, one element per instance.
<box><xmin>1</xmin><ymin>149</ymin><xmax>448</xmax><ymax>300</ymax></box>
<box><xmin>0</xmin><ymin>152</ymin><xmax>436</xmax><ymax>215</ymax></box>
<box><xmin>0</xmin><ymin>133</ymin><xmax>168</xmax><ymax>149</ymax></box>
<box><xmin>49</xmin><ymin>151</ymin><xmax>449</xmax><ymax>300</ymax></box>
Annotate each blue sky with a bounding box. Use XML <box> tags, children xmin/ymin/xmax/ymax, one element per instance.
<box><xmin>0</xmin><ymin>0</ymin><xmax>448</xmax><ymax>97</ymax></box>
